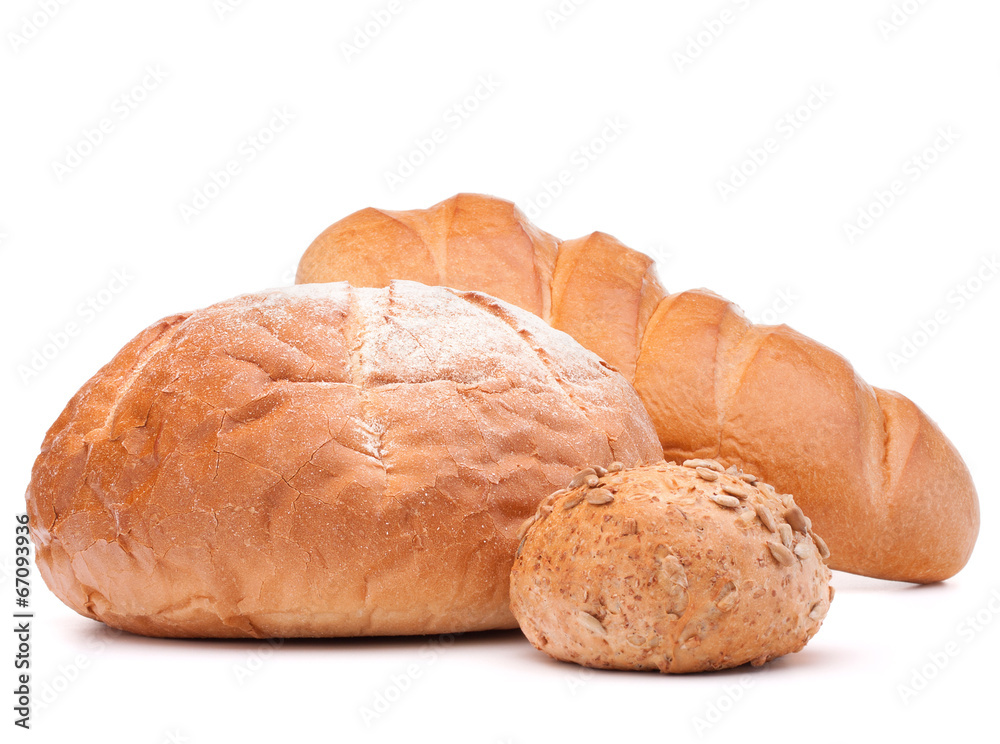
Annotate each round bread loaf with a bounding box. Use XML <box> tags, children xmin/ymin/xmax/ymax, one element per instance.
<box><xmin>26</xmin><ymin>281</ymin><xmax>662</xmax><ymax>638</ymax></box>
<box><xmin>509</xmin><ymin>461</ymin><xmax>833</xmax><ymax>672</ymax></box>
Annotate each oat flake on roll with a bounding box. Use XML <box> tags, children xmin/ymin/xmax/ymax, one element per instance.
<box><xmin>25</xmin><ymin>280</ymin><xmax>662</xmax><ymax>638</ymax></box>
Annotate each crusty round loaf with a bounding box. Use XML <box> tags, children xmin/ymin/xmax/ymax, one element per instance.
<box><xmin>509</xmin><ymin>460</ymin><xmax>833</xmax><ymax>672</ymax></box>
<box><xmin>26</xmin><ymin>280</ymin><xmax>662</xmax><ymax>638</ymax></box>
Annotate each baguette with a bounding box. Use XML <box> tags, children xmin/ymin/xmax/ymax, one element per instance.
<box><xmin>297</xmin><ymin>193</ymin><xmax>979</xmax><ymax>582</ymax></box>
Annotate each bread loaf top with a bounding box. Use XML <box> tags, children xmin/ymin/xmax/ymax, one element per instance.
<box><xmin>27</xmin><ymin>281</ymin><xmax>663</xmax><ymax>637</ymax></box>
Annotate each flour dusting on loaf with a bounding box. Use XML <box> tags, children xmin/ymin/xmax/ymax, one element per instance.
<box><xmin>26</xmin><ymin>281</ymin><xmax>662</xmax><ymax>638</ymax></box>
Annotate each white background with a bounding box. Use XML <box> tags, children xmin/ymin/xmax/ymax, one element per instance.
<box><xmin>2</xmin><ymin>1</ymin><xmax>998</xmax><ymax>742</ymax></box>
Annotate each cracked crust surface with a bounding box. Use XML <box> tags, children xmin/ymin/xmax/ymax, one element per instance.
<box><xmin>26</xmin><ymin>281</ymin><xmax>663</xmax><ymax>638</ymax></box>
<box><xmin>510</xmin><ymin>462</ymin><xmax>833</xmax><ymax>672</ymax></box>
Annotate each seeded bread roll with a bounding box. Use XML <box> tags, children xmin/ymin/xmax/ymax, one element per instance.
<box><xmin>509</xmin><ymin>460</ymin><xmax>833</xmax><ymax>672</ymax></box>
<box><xmin>297</xmin><ymin>192</ymin><xmax>979</xmax><ymax>583</ymax></box>
<box><xmin>26</xmin><ymin>281</ymin><xmax>663</xmax><ymax>638</ymax></box>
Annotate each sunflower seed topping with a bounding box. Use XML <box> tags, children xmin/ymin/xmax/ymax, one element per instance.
<box><xmin>515</xmin><ymin>534</ymin><xmax>527</xmax><ymax>558</ymax></box>
<box><xmin>578</xmin><ymin>612</ymin><xmax>606</xmax><ymax>635</ymax></box>
<box><xmin>779</xmin><ymin>523</ymin><xmax>794</xmax><ymax>549</ymax></box>
<box><xmin>715</xmin><ymin>581</ymin><xmax>739</xmax><ymax>612</ymax></box>
<box><xmin>813</xmin><ymin>532</ymin><xmax>831</xmax><ymax>560</ymax></box>
<box><xmin>695</xmin><ymin>467</ymin><xmax>719</xmax><ymax>481</ymax></box>
<box><xmin>710</xmin><ymin>493</ymin><xmax>741</xmax><ymax>508</ymax></box>
<box><xmin>784</xmin><ymin>505</ymin><xmax>809</xmax><ymax>534</ymax></box>
<box><xmin>754</xmin><ymin>503</ymin><xmax>777</xmax><ymax>533</ymax></box>
<box><xmin>607</xmin><ymin>461</ymin><xmax>624</xmax><ymax>473</ymax></box>
<box><xmin>722</xmin><ymin>481</ymin><xmax>754</xmax><ymax>500</ymax></box>
<box><xmin>656</xmin><ymin>553</ymin><xmax>690</xmax><ymax>615</ymax></box>
<box><xmin>683</xmin><ymin>458</ymin><xmax>723</xmax><ymax>472</ymax></box>
<box><xmin>586</xmin><ymin>488</ymin><xmax>614</xmax><ymax>505</ymax></box>
<box><xmin>808</xmin><ymin>600</ymin><xmax>829</xmax><ymax>621</ymax></box>
<box><xmin>563</xmin><ymin>491</ymin><xmax>586</xmax><ymax>510</ymax></box>
<box><xmin>568</xmin><ymin>468</ymin><xmax>597</xmax><ymax>489</ymax></box>
<box><xmin>767</xmin><ymin>541</ymin><xmax>795</xmax><ymax>567</ymax></box>
<box><xmin>545</xmin><ymin>488</ymin><xmax>567</xmax><ymax>504</ymax></box>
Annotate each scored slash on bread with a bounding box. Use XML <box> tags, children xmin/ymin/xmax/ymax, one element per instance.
<box><xmin>297</xmin><ymin>193</ymin><xmax>979</xmax><ymax>583</ymax></box>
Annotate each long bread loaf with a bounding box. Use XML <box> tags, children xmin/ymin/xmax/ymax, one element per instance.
<box><xmin>296</xmin><ymin>193</ymin><xmax>979</xmax><ymax>583</ymax></box>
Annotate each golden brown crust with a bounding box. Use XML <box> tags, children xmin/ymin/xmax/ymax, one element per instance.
<box><xmin>297</xmin><ymin>193</ymin><xmax>561</xmax><ymax>320</ymax></box>
<box><xmin>509</xmin><ymin>461</ymin><xmax>833</xmax><ymax>672</ymax></box>
<box><xmin>26</xmin><ymin>281</ymin><xmax>663</xmax><ymax>638</ymax></box>
<box><xmin>550</xmin><ymin>232</ymin><xmax>666</xmax><ymax>382</ymax></box>
<box><xmin>297</xmin><ymin>194</ymin><xmax>980</xmax><ymax>582</ymax></box>
<box><xmin>637</xmin><ymin>289</ymin><xmax>979</xmax><ymax>582</ymax></box>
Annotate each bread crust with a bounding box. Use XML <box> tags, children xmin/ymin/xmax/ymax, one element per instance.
<box><xmin>26</xmin><ymin>281</ymin><xmax>662</xmax><ymax>638</ymax></box>
<box><xmin>509</xmin><ymin>461</ymin><xmax>833</xmax><ymax>672</ymax></box>
<box><xmin>298</xmin><ymin>193</ymin><xmax>980</xmax><ymax>582</ymax></box>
